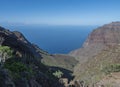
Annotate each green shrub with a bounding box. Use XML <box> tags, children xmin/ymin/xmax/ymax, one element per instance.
<box><xmin>53</xmin><ymin>70</ymin><xmax>63</xmax><ymax>78</ymax></box>
<box><xmin>4</xmin><ymin>62</ymin><xmax>27</xmax><ymax>73</ymax></box>
<box><xmin>4</xmin><ymin>61</ymin><xmax>33</xmax><ymax>79</ymax></box>
<box><xmin>0</xmin><ymin>46</ymin><xmax>13</xmax><ymax>62</ymax></box>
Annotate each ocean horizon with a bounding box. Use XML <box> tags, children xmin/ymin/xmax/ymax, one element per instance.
<box><xmin>1</xmin><ymin>25</ymin><xmax>97</xmax><ymax>54</ymax></box>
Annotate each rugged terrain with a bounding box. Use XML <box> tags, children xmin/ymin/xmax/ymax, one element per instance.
<box><xmin>73</xmin><ymin>45</ymin><xmax>120</xmax><ymax>87</ymax></box>
<box><xmin>0</xmin><ymin>26</ymin><xmax>77</xmax><ymax>87</ymax></box>
<box><xmin>70</xmin><ymin>22</ymin><xmax>120</xmax><ymax>62</ymax></box>
<box><xmin>1</xmin><ymin>22</ymin><xmax>120</xmax><ymax>87</ymax></box>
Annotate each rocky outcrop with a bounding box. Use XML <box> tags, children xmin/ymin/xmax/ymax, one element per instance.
<box><xmin>84</xmin><ymin>22</ymin><xmax>120</xmax><ymax>47</ymax></box>
<box><xmin>0</xmin><ymin>26</ymin><xmax>41</xmax><ymax>59</ymax></box>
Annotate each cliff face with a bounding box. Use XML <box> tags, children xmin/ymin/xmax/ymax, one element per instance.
<box><xmin>84</xmin><ymin>22</ymin><xmax>120</xmax><ymax>47</ymax></box>
<box><xmin>70</xmin><ymin>22</ymin><xmax>120</xmax><ymax>62</ymax></box>
<box><xmin>70</xmin><ymin>22</ymin><xmax>120</xmax><ymax>87</ymax></box>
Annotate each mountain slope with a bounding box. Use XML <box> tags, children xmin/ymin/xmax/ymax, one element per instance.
<box><xmin>70</xmin><ymin>22</ymin><xmax>120</xmax><ymax>87</ymax></box>
<box><xmin>0</xmin><ymin>26</ymin><xmax>62</xmax><ymax>87</ymax></box>
<box><xmin>0</xmin><ymin>26</ymin><xmax>77</xmax><ymax>87</ymax></box>
<box><xmin>70</xmin><ymin>22</ymin><xmax>120</xmax><ymax>62</ymax></box>
<box><xmin>0</xmin><ymin>26</ymin><xmax>41</xmax><ymax>59</ymax></box>
<box><xmin>41</xmin><ymin>54</ymin><xmax>78</xmax><ymax>71</ymax></box>
<box><xmin>33</xmin><ymin>44</ymin><xmax>78</xmax><ymax>71</ymax></box>
<box><xmin>0</xmin><ymin>26</ymin><xmax>77</xmax><ymax>72</ymax></box>
<box><xmin>73</xmin><ymin>45</ymin><xmax>120</xmax><ymax>86</ymax></box>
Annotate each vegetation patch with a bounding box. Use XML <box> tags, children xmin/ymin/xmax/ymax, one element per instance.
<box><xmin>4</xmin><ymin>60</ymin><xmax>33</xmax><ymax>79</ymax></box>
<box><xmin>103</xmin><ymin>64</ymin><xmax>120</xmax><ymax>74</ymax></box>
<box><xmin>0</xmin><ymin>46</ymin><xmax>13</xmax><ymax>62</ymax></box>
<box><xmin>53</xmin><ymin>70</ymin><xmax>63</xmax><ymax>78</ymax></box>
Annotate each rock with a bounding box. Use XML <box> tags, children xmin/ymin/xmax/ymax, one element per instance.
<box><xmin>0</xmin><ymin>26</ymin><xmax>41</xmax><ymax>59</ymax></box>
<box><xmin>59</xmin><ymin>78</ymin><xmax>69</xmax><ymax>87</ymax></box>
<box><xmin>29</xmin><ymin>79</ymin><xmax>42</xmax><ymax>87</ymax></box>
<box><xmin>0</xmin><ymin>68</ymin><xmax>15</xmax><ymax>87</ymax></box>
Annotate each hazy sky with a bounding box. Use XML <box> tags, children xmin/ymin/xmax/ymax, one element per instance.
<box><xmin>0</xmin><ymin>0</ymin><xmax>120</xmax><ymax>25</ymax></box>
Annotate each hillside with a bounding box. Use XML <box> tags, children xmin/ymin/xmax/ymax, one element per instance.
<box><xmin>70</xmin><ymin>22</ymin><xmax>120</xmax><ymax>62</ymax></box>
<box><xmin>41</xmin><ymin>54</ymin><xmax>77</xmax><ymax>71</ymax></box>
<box><xmin>73</xmin><ymin>45</ymin><xmax>120</xmax><ymax>86</ymax></box>
<box><xmin>33</xmin><ymin>44</ymin><xmax>78</xmax><ymax>71</ymax></box>
<box><xmin>0</xmin><ymin>26</ymin><xmax>77</xmax><ymax>87</ymax></box>
<box><xmin>70</xmin><ymin>22</ymin><xmax>120</xmax><ymax>87</ymax></box>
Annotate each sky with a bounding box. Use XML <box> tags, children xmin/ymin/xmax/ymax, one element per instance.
<box><xmin>0</xmin><ymin>0</ymin><xmax>120</xmax><ymax>26</ymax></box>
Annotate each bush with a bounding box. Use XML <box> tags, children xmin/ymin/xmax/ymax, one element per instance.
<box><xmin>4</xmin><ymin>61</ymin><xmax>33</xmax><ymax>79</ymax></box>
<box><xmin>4</xmin><ymin>62</ymin><xmax>28</xmax><ymax>73</ymax></box>
<box><xmin>0</xmin><ymin>46</ymin><xmax>13</xmax><ymax>62</ymax></box>
<box><xmin>53</xmin><ymin>70</ymin><xmax>63</xmax><ymax>78</ymax></box>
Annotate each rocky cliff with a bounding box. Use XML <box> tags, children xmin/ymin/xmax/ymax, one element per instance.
<box><xmin>70</xmin><ymin>22</ymin><xmax>120</xmax><ymax>87</ymax></box>
<box><xmin>70</xmin><ymin>22</ymin><xmax>120</xmax><ymax>62</ymax></box>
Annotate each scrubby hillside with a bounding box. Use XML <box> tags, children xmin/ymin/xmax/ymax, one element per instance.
<box><xmin>73</xmin><ymin>45</ymin><xmax>120</xmax><ymax>86</ymax></box>
<box><xmin>0</xmin><ymin>46</ymin><xmax>64</xmax><ymax>87</ymax></box>
<box><xmin>0</xmin><ymin>26</ymin><xmax>77</xmax><ymax>87</ymax></box>
<box><xmin>41</xmin><ymin>54</ymin><xmax>78</xmax><ymax>71</ymax></box>
<box><xmin>33</xmin><ymin>44</ymin><xmax>78</xmax><ymax>71</ymax></box>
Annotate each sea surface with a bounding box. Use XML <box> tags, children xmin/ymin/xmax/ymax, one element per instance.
<box><xmin>2</xmin><ymin>25</ymin><xmax>97</xmax><ymax>54</ymax></box>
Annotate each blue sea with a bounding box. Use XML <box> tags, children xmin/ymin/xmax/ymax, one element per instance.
<box><xmin>2</xmin><ymin>25</ymin><xmax>97</xmax><ymax>54</ymax></box>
